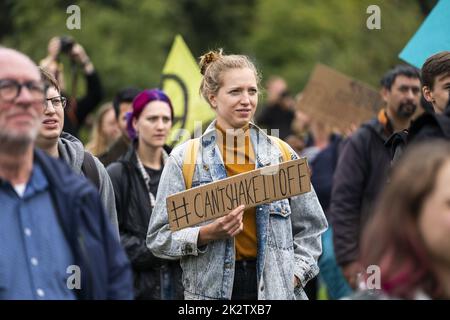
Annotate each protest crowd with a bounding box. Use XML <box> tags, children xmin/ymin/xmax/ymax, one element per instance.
<box><xmin>1</xmin><ymin>8</ymin><xmax>450</xmax><ymax>301</ymax></box>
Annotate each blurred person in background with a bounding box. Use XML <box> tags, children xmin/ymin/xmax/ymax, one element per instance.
<box><xmin>99</xmin><ymin>87</ymin><xmax>140</xmax><ymax>166</ymax></box>
<box><xmin>256</xmin><ymin>89</ymin><xmax>296</xmax><ymax>140</ymax></box>
<box><xmin>329</xmin><ymin>65</ymin><xmax>421</xmax><ymax>290</ymax></box>
<box><xmin>86</xmin><ymin>102</ymin><xmax>121</xmax><ymax>157</ymax></box>
<box><xmin>300</xmin><ymin>120</ymin><xmax>333</xmax><ymax>161</ymax></box>
<box><xmin>40</xmin><ymin>36</ymin><xmax>103</xmax><ymax>138</ymax></box>
<box><xmin>285</xmin><ymin>107</ymin><xmax>311</xmax><ymax>155</ymax></box>
<box><xmin>304</xmin><ymin>119</ymin><xmax>351</xmax><ymax>299</ymax></box>
<box><xmin>264</xmin><ymin>76</ymin><xmax>288</xmax><ymax>106</ymax></box>
<box><xmin>356</xmin><ymin>141</ymin><xmax>450</xmax><ymax>299</ymax></box>
<box><xmin>107</xmin><ymin>89</ymin><xmax>181</xmax><ymax>300</ymax></box>
<box><xmin>256</xmin><ymin>76</ymin><xmax>295</xmax><ymax>140</ymax></box>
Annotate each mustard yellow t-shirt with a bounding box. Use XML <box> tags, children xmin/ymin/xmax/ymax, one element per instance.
<box><xmin>216</xmin><ymin>124</ymin><xmax>257</xmax><ymax>260</ymax></box>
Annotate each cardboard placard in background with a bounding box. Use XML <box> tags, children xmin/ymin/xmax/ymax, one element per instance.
<box><xmin>167</xmin><ymin>158</ymin><xmax>311</xmax><ymax>231</ymax></box>
<box><xmin>297</xmin><ymin>64</ymin><xmax>383</xmax><ymax>133</ymax></box>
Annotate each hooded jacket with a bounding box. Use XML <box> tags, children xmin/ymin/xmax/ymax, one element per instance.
<box><xmin>57</xmin><ymin>132</ymin><xmax>119</xmax><ymax>237</ymax></box>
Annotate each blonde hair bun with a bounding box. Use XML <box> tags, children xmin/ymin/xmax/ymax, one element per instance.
<box><xmin>199</xmin><ymin>49</ymin><xmax>223</xmax><ymax>75</ymax></box>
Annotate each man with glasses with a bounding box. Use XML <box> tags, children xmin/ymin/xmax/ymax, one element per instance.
<box><xmin>36</xmin><ymin>68</ymin><xmax>119</xmax><ymax>236</ymax></box>
<box><xmin>0</xmin><ymin>47</ymin><xmax>132</xmax><ymax>299</ymax></box>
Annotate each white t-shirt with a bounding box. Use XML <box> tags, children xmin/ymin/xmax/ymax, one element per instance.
<box><xmin>13</xmin><ymin>183</ymin><xmax>26</xmax><ymax>197</ymax></box>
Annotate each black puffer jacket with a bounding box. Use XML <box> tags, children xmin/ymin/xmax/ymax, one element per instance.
<box><xmin>107</xmin><ymin>145</ymin><xmax>183</xmax><ymax>300</ymax></box>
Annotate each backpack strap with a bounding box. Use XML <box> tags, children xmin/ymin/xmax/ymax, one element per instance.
<box><xmin>182</xmin><ymin>138</ymin><xmax>200</xmax><ymax>190</ymax></box>
<box><xmin>81</xmin><ymin>151</ymin><xmax>101</xmax><ymax>190</ymax></box>
<box><xmin>269</xmin><ymin>136</ymin><xmax>292</xmax><ymax>162</ymax></box>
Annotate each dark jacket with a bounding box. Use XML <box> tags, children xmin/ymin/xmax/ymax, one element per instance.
<box><xmin>409</xmin><ymin>110</ymin><xmax>450</xmax><ymax>141</ymax></box>
<box><xmin>387</xmin><ymin>107</ymin><xmax>450</xmax><ymax>162</ymax></box>
<box><xmin>99</xmin><ymin>135</ymin><xmax>130</xmax><ymax>167</ymax></box>
<box><xmin>107</xmin><ymin>145</ymin><xmax>183</xmax><ymax>300</ymax></box>
<box><xmin>256</xmin><ymin>103</ymin><xmax>295</xmax><ymax>140</ymax></box>
<box><xmin>34</xmin><ymin>148</ymin><xmax>133</xmax><ymax>300</ymax></box>
<box><xmin>63</xmin><ymin>71</ymin><xmax>103</xmax><ymax>138</ymax></box>
<box><xmin>329</xmin><ymin>117</ymin><xmax>392</xmax><ymax>266</ymax></box>
<box><xmin>310</xmin><ymin>134</ymin><xmax>343</xmax><ymax>217</ymax></box>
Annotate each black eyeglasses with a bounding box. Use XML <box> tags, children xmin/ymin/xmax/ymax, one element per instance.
<box><xmin>0</xmin><ymin>79</ymin><xmax>45</xmax><ymax>102</ymax></box>
<box><xmin>45</xmin><ymin>96</ymin><xmax>67</xmax><ymax>109</ymax></box>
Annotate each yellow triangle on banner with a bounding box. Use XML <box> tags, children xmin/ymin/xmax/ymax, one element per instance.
<box><xmin>161</xmin><ymin>35</ymin><xmax>215</xmax><ymax>147</ymax></box>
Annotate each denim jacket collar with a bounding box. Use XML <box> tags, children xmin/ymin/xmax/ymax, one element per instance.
<box><xmin>199</xmin><ymin>120</ymin><xmax>282</xmax><ymax>178</ymax></box>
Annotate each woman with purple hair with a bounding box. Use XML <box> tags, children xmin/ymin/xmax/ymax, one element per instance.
<box><xmin>107</xmin><ymin>89</ymin><xmax>183</xmax><ymax>300</ymax></box>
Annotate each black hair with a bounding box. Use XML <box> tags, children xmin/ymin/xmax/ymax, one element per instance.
<box><xmin>112</xmin><ymin>87</ymin><xmax>141</xmax><ymax>119</ymax></box>
<box><xmin>380</xmin><ymin>65</ymin><xmax>421</xmax><ymax>90</ymax></box>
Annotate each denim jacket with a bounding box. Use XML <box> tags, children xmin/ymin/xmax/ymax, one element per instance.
<box><xmin>147</xmin><ymin>121</ymin><xmax>328</xmax><ymax>300</ymax></box>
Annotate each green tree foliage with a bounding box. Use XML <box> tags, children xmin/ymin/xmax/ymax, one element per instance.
<box><xmin>2</xmin><ymin>0</ymin><xmax>179</xmax><ymax>98</ymax></box>
<box><xmin>247</xmin><ymin>0</ymin><xmax>425</xmax><ymax>93</ymax></box>
<box><xmin>173</xmin><ymin>0</ymin><xmax>256</xmax><ymax>57</ymax></box>
<box><xmin>0</xmin><ymin>0</ymin><xmax>433</xmax><ymax>102</ymax></box>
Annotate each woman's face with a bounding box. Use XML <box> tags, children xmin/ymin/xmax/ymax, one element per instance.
<box><xmin>133</xmin><ymin>100</ymin><xmax>172</xmax><ymax>149</ymax></box>
<box><xmin>101</xmin><ymin>108</ymin><xmax>120</xmax><ymax>142</ymax></box>
<box><xmin>209</xmin><ymin>67</ymin><xmax>258</xmax><ymax>130</ymax></box>
<box><xmin>419</xmin><ymin>160</ymin><xmax>450</xmax><ymax>267</ymax></box>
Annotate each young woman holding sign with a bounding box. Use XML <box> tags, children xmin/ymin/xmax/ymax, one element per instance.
<box><xmin>147</xmin><ymin>50</ymin><xmax>328</xmax><ymax>300</ymax></box>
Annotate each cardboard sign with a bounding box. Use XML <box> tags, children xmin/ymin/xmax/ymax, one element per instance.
<box><xmin>399</xmin><ymin>0</ymin><xmax>450</xmax><ymax>68</ymax></box>
<box><xmin>297</xmin><ymin>64</ymin><xmax>383</xmax><ymax>132</ymax></box>
<box><xmin>167</xmin><ymin>158</ymin><xmax>311</xmax><ymax>231</ymax></box>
